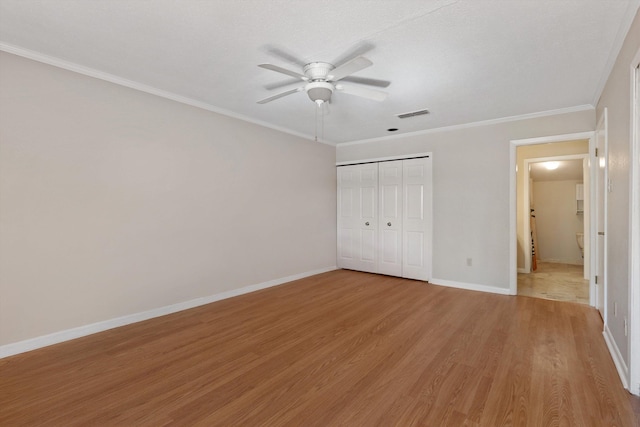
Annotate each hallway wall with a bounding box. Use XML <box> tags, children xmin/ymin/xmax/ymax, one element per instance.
<box><xmin>533</xmin><ymin>179</ymin><xmax>584</xmax><ymax>265</ymax></box>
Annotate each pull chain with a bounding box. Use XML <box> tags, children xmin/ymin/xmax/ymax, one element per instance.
<box><xmin>314</xmin><ymin>103</ymin><xmax>326</xmax><ymax>142</ymax></box>
<box><xmin>321</xmin><ymin>103</ymin><xmax>324</xmax><ymax>141</ymax></box>
<box><xmin>314</xmin><ymin>105</ymin><xmax>318</xmax><ymax>142</ymax></box>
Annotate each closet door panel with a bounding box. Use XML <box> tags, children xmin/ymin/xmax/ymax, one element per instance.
<box><xmin>358</xmin><ymin>164</ymin><xmax>378</xmax><ymax>272</ymax></box>
<box><xmin>406</xmin><ymin>184</ymin><xmax>424</xmax><ymax>219</ymax></box>
<box><xmin>378</xmin><ymin>161</ymin><xmax>403</xmax><ymax>276</ymax></box>
<box><xmin>361</xmin><ymin>229</ymin><xmax>377</xmax><ymax>262</ymax></box>
<box><xmin>337</xmin><ymin>163</ymin><xmax>378</xmax><ymax>273</ymax></box>
<box><xmin>337</xmin><ymin>168</ymin><xmax>360</xmax><ymax>269</ymax></box>
<box><xmin>406</xmin><ymin>231</ymin><xmax>425</xmax><ymax>267</ymax></box>
<box><xmin>339</xmin><ymin>229</ymin><xmax>354</xmax><ymax>259</ymax></box>
<box><xmin>361</xmin><ymin>186</ymin><xmax>376</xmax><ymax>219</ymax></box>
<box><xmin>402</xmin><ymin>158</ymin><xmax>432</xmax><ymax>281</ymax></box>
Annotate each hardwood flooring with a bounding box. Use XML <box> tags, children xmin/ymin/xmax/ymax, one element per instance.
<box><xmin>1</xmin><ymin>270</ymin><xmax>637</xmax><ymax>426</ymax></box>
<box><xmin>518</xmin><ymin>262</ymin><xmax>589</xmax><ymax>304</ymax></box>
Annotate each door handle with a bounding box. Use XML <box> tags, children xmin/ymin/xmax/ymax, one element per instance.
<box><xmin>387</xmin><ymin>222</ymin><xmax>392</xmax><ymax>226</ymax></box>
<box><xmin>365</xmin><ymin>222</ymin><xmax>370</xmax><ymax>226</ymax></box>
<box><xmin>598</xmin><ymin>231</ymin><xmax>605</xmax><ymax>236</ymax></box>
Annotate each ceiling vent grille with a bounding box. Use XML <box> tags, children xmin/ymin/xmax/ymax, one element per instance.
<box><xmin>396</xmin><ymin>109</ymin><xmax>430</xmax><ymax>119</ymax></box>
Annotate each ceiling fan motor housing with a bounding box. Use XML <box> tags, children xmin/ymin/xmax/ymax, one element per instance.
<box><xmin>303</xmin><ymin>62</ymin><xmax>334</xmax><ymax>80</ymax></box>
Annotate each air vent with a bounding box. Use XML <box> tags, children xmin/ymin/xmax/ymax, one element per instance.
<box><xmin>396</xmin><ymin>109</ymin><xmax>430</xmax><ymax>119</ymax></box>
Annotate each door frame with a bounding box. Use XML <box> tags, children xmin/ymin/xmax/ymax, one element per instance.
<box><xmin>522</xmin><ymin>153</ymin><xmax>589</xmax><ymax>278</ymax></box>
<box><xmin>509</xmin><ymin>131</ymin><xmax>595</xmax><ymax>297</ymax></box>
<box><xmin>335</xmin><ymin>152</ymin><xmax>432</xmax><ymax>166</ymax></box>
<box><xmin>628</xmin><ymin>48</ymin><xmax>640</xmax><ymax>396</ymax></box>
<box><xmin>595</xmin><ymin>110</ymin><xmax>608</xmax><ymax>319</ymax></box>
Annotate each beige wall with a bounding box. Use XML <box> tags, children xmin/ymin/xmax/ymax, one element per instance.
<box><xmin>515</xmin><ymin>140</ymin><xmax>589</xmax><ymax>269</ymax></box>
<box><xmin>532</xmin><ymin>180</ymin><xmax>584</xmax><ymax>264</ymax></box>
<box><xmin>0</xmin><ymin>52</ymin><xmax>337</xmax><ymax>346</ymax></box>
<box><xmin>596</xmin><ymin>10</ymin><xmax>640</xmax><ymax>370</ymax></box>
<box><xmin>337</xmin><ymin>109</ymin><xmax>595</xmax><ymax>290</ymax></box>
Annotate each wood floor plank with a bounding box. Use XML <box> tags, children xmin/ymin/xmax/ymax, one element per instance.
<box><xmin>1</xmin><ymin>269</ymin><xmax>638</xmax><ymax>426</ymax></box>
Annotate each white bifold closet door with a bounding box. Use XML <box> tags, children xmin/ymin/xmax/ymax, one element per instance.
<box><xmin>336</xmin><ymin>162</ymin><xmax>378</xmax><ymax>273</ymax></box>
<box><xmin>401</xmin><ymin>158</ymin><xmax>432</xmax><ymax>281</ymax></box>
<box><xmin>378</xmin><ymin>160</ymin><xmax>403</xmax><ymax>276</ymax></box>
<box><xmin>337</xmin><ymin>157</ymin><xmax>432</xmax><ymax>281</ymax></box>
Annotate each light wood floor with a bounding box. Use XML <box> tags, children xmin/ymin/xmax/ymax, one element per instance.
<box><xmin>518</xmin><ymin>262</ymin><xmax>589</xmax><ymax>304</ymax></box>
<box><xmin>1</xmin><ymin>270</ymin><xmax>637</xmax><ymax>426</ymax></box>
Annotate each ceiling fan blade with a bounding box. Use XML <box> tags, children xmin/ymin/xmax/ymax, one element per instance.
<box><xmin>328</xmin><ymin>56</ymin><xmax>373</xmax><ymax>81</ymax></box>
<box><xmin>257</xmin><ymin>87</ymin><xmax>303</xmax><ymax>104</ymax></box>
<box><xmin>340</xmin><ymin>76</ymin><xmax>391</xmax><ymax>88</ymax></box>
<box><xmin>335</xmin><ymin>84</ymin><xmax>387</xmax><ymax>102</ymax></box>
<box><xmin>331</xmin><ymin>41</ymin><xmax>375</xmax><ymax>69</ymax></box>
<box><xmin>264</xmin><ymin>78</ymin><xmax>302</xmax><ymax>91</ymax></box>
<box><xmin>258</xmin><ymin>64</ymin><xmax>307</xmax><ymax>80</ymax></box>
<box><xmin>264</xmin><ymin>45</ymin><xmax>307</xmax><ymax>67</ymax></box>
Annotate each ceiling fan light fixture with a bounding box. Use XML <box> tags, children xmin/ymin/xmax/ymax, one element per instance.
<box><xmin>306</xmin><ymin>82</ymin><xmax>334</xmax><ymax>104</ymax></box>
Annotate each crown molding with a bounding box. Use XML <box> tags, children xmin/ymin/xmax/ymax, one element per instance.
<box><xmin>0</xmin><ymin>43</ymin><xmax>336</xmax><ymax>147</ymax></box>
<box><xmin>338</xmin><ymin>104</ymin><xmax>595</xmax><ymax>147</ymax></box>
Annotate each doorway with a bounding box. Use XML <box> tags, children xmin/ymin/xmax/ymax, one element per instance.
<box><xmin>519</xmin><ymin>155</ymin><xmax>589</xmax><ymax>304</ymax></box>
<box><xmin>509</xmin><ymin>132</ymin><xmax>595</xmax><ymax>304</ymax></box>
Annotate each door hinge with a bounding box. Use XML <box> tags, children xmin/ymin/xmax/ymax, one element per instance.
<box><xmin>595</xmin><ymin>148</ymin><xmax>599</xmax><ymax>157</ymax></box>
<box><xmin>595</xmin><ymin>275</ymin><xmax>598</xmax><ymax>284</ymax></box>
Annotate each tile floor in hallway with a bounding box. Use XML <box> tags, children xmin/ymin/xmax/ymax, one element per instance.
<box><xmin>517</xmin><ymin>261</ymin><xmax>589</xmax><ymax>304</ymax></box>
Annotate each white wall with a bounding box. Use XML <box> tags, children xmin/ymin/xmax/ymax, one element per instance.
<box><xmin>0</xmin><ymin>52</ymin><xmax>337</xmax><ymax>346</ymax></box>
<box><xmin>337</xmin><ymin>109</ymin><xmax>594</xmax><ymax>291</ymax></box>
<box><xmin>532</xmin><ymin>180</ymin><xmax>584</xmax><ymax>264</ymax></box>
<box><xmin>596</xmin><ymin>10</ymin><xmax>640</xmax><ymax>375</ymax></box>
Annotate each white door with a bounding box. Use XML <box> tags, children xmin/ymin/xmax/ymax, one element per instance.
<box><xmin>595</xmin><ymin>109</ymin><xmax>607</xmax><ymax>318</ymax></box>
<box><xmin>337</xmin><ymin>163</ymin><xmax>378</xmax><ymax>273</ymax></box>
<box><xmin>402</xmin><ymin>158</ymin><xmax>432</xmax><ymax>281</ymax></box>
<box><xmin>378</xmin><ymin>161</ymin><xmax>403</xmax><ymax>276</ymax></box>
<box><xmin>337</xmin><ymin>166</ymin><xmax>359</xmax><ymax>270</ymax></box>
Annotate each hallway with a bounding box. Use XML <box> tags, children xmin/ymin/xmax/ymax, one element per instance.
<box><xmin>518</xmin><ymin>262</ymin><xmax>589</xmax><ymax>304</ymax></box>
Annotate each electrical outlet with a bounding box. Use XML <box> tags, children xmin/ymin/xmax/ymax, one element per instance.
<box><xmin>466</xmin><ymin>258</ymin><xmax>472</xmax><ymax>267</ymax></box>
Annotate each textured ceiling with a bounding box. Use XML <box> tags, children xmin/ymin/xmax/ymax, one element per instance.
<box><xmin>0</xmin><ymin>0</ymin><xmax>638</xmax><ymax>144</ymax></box>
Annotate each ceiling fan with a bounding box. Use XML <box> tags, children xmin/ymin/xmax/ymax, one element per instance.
<box><xmin>257</xmin><ymin>56</ymin><xmax>390</xmax><ymax>106</ymax></box>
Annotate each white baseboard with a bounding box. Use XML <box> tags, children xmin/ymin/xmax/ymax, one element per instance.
<box><xmin>517</xmin><ymin>268</ymin><xmax>528</xmax><ymax>274</ymax></box>
<box><xmin>603</xmin><ymin>324</ymin><xmax>630</xmax><ymax>390</ymax></box>
<box><xmin>429</xmin><ymin>278</ymin><xmax>512</xmax><ymax>295</ymax></box>
<box><xmin>0</xmin><ymin>266</ymin><xmax>337</xmax><ymax>359</ymax></box>
<box><xmin>538</xmin><ymin>258</ymin><xmax>584</xmax><ymax>266</ymax></box>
